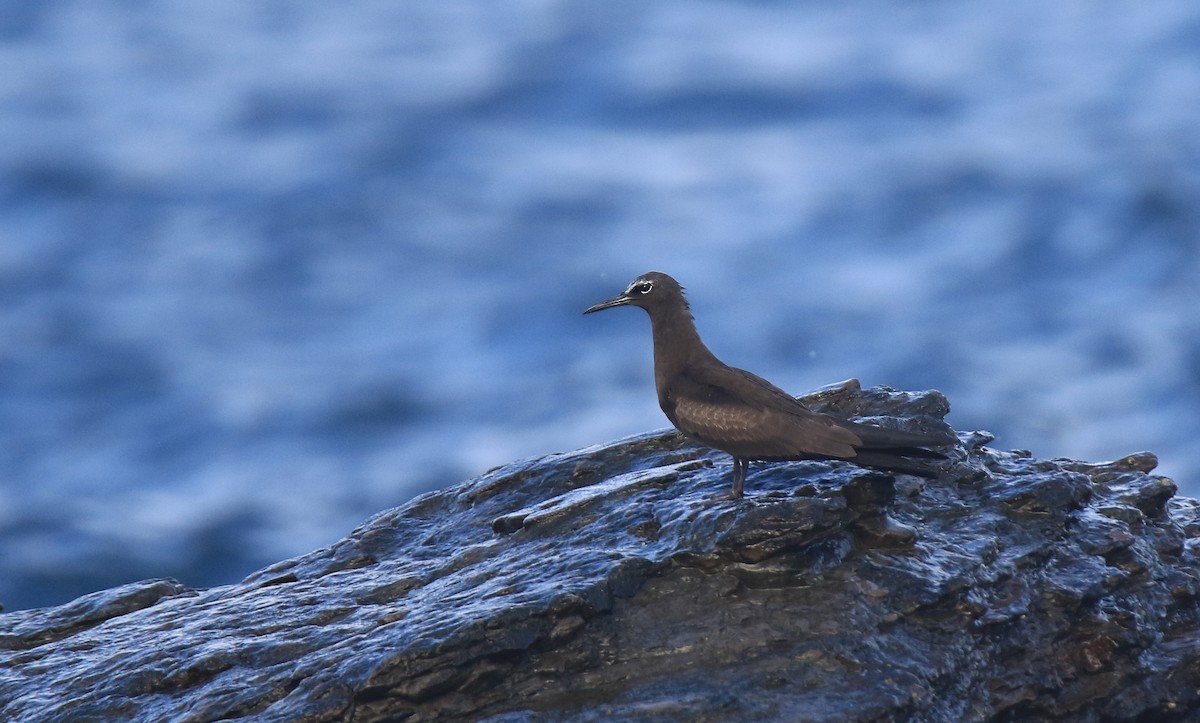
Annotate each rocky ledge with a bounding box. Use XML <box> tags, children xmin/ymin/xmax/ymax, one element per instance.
<box><xmin>2</xmin><ymin>382</ymin><xmax>1198</xmax><ymax>722</ymax></box>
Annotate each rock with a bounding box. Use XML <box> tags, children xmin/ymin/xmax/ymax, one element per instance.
<box><xmin>2</xmin><ymin>383</ymin><xmax>1198</xmax><ymax>722</ymax></box>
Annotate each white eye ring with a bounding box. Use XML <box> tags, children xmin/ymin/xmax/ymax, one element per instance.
<box><xmin>633</xmin><ymin>281</ymin><xmax>653</xmax><ymax>295</ymax></box>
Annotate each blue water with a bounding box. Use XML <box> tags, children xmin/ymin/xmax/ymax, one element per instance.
<box><xmin>2</xmin><ymin>2</ymin><xmax>1199</xmax><ymax>612</ymax></box>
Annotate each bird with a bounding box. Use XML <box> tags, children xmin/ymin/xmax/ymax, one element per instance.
<box><xmin>583</xmin><ymin>271</ymin><xmax>953</xmax><ymax>498</ymax></box>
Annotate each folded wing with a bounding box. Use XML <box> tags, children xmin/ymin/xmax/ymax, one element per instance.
<box><xmin>663</xmin><ymin>364</ymin><xmax>862</xmax><ymax>460</ymax></box>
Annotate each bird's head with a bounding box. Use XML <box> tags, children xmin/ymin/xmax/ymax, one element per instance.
<box><xmin>583</xmin><ymin>271</ymin><xmax>685</xmax><ymax>316</ymax></box>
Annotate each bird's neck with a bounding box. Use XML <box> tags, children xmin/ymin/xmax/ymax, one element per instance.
<box><xmin>647</xmin><ymin>304</ymin><xmax>715</xmax><ymax>382</ymax></box>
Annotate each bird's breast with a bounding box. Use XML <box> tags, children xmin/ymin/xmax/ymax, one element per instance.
<box><xmin>657</xmin><ymin>386</ymin><xmax>678</xmax><ymax>424</ymax></box>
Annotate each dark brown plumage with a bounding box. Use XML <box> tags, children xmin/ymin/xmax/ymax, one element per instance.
<box><xmin>584</xmin><ymin>271</ymin><xmax>953</xmax><ymax>498</ymax></box>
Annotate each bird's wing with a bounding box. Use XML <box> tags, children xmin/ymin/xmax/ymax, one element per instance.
<box><xmin>664</xmin><ymin>364</ymin><xmax>862</xmax><ymax>459</ymax></box>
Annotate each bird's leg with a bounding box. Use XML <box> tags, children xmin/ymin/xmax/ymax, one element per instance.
<box><xmin>731</xmin><ymin>457</ymin><xmax>747</xmax><ymax>499</ymax></box>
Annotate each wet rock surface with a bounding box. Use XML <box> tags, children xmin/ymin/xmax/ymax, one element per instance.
<box><xmin>2</xmin><ymin>382</ymin><xmax>1198</xmax><ymax>722</ymax></box>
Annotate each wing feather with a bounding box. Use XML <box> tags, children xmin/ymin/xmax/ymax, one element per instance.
<box><xmin>662</xmin><ymin>364</ymin><xmax>861</xmax><ymax>460</ymax></box>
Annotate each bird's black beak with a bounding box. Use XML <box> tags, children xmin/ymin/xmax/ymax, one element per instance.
<box><xmin>583</xmin><ymin>294</ymin><xmax>633</xmax><ymax>314</ymax></box>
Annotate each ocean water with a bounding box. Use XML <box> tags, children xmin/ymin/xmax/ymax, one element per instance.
<box><xmin>2</xmin><ymin>1</ymin><xmax>1198</xmax><ymax>612</ymax></box>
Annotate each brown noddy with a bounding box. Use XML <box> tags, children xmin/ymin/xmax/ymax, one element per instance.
<box><xmin>584</xmin><ymin>271</ymin><xmax>952</xmax><ymax>498</ymax></box>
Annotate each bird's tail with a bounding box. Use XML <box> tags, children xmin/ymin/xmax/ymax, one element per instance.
<box><xmin>848</xmin><ymin>450</ymin><xmax>945</xmax><ymax>478</ymax></box>
<box><xmin>847</xmin><ymin>421</ymin><xmax>956</xmax><ymax>454</ymax></box>
<box><xmin>845</xmin><ymin>421</ymin><xmax>956</xmax><ymax>478</ymax></box>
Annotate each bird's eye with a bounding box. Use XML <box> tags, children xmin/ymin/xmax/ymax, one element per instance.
<box><xmin>633</xmin><ymin>281</ymin><xmax>653</xmax><ymax>295</ymax></box>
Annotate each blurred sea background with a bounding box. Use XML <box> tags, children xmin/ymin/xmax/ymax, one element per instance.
<box><xmin>2</xmin><ymin>2</ymin><xmax>1199</xmax><ymax>612</ymax></box>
